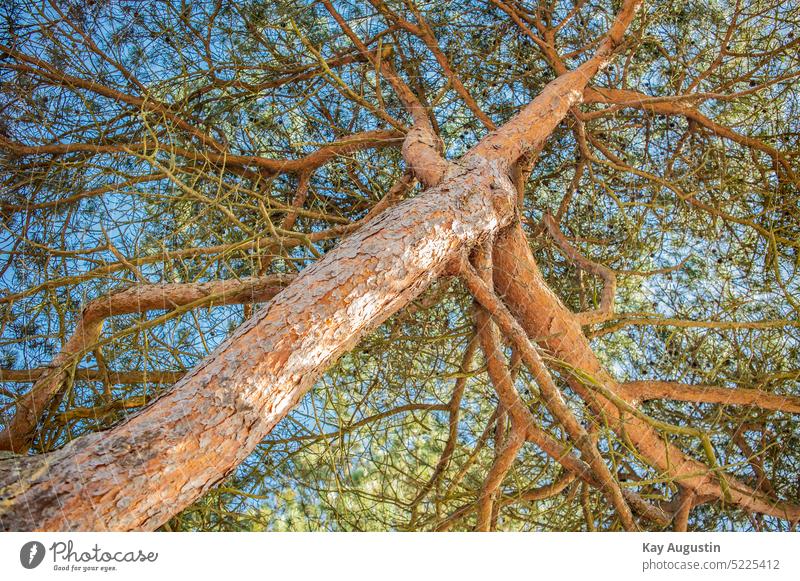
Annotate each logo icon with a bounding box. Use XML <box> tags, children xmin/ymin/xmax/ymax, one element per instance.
<box><xmin>20</xmin><ymin>541</ymin><xmax>46</xmax><ymax>569</ymax></box>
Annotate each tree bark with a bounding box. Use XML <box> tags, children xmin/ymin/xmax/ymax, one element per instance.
<box><xmin>0</xmin><ymin>0</ymin><xmax>652</xmax><ymax>532</ymax></box>
<box><xmin>492</xmin><ymin>224</ymin><xmax>800</xmax><ymax>521</ymax></box>
<box><xmin>0</xmin><ymin>275</ymin><xmax>291</xmax><ymax>453</ymax></box>
<box><xmin>0</xmin><ymin>162</ymin><xmax>516</xmax><ymax>531</ymax></box>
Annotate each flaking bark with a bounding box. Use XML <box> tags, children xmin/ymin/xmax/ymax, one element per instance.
<box><xmin>0</xmin><ymin>161</ymin><xmax>516</xmax><ymax>531</ymax></box>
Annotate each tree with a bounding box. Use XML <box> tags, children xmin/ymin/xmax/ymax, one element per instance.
<box><xmin>0</xmin><ymin>0</ymin><xmax>798</xmax><ymax>531</ymax></box>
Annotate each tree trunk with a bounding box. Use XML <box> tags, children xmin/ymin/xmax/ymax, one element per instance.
<box><xmin>0</xmin><ymin>0</ymin><xmax>649</xmax><ymax>531</ymax></box>
<box><xmin>492</xmin><ymin>224</ymin><xmax>800</xmax><ymax>521</ymax></box>
<box><xmin>0</xmin><ymin>162</ymin><xmax>516</xmax><ymax>531</ymax></box>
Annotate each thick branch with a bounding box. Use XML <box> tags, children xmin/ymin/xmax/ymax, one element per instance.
<box><xmin>321</xmin><ymin>0</ymin><xmax>450</xmax><ymax>188</ymax></box>
<box><xmin>623</xmin><ymin>381</ymin><xmax>800</xmax><ymax>414</ymax></box>
<box><xmin>460</xmin><ymin>257</ymin><xmax>637</xmax><ymax>530</ymax></box>
<box><xmin>472</xmin><ymin>246</ymin><xmax>527</xmax><ymax>531</ymax></box>
<box><xmin>492</xmin><ymin>224</ymin><xmax>800</xmax><ymax>522</ymax></box>
<box><xmin>467</xmin><ymin>0</ymin><xmax>642</xmax><ymax>168</ymax></box>
<box><xmin>0</xmin><ymin>276</ymin><xmax>290</xmax><ymax>453</ymax></box>
<box><xmin>582</xmin><ymin>87</ymin><xmax>796</xmax><ymax>182</ymax></box>
<box><xmin>0</xmin><ymin>130</ymin><xmax>403</xmax><ymax>176</ymax></box>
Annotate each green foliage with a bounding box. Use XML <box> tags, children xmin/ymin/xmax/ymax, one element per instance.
<box><xmin>0</xmin><ymin>0</ymin><xmax>798</xmax><ymax>531</ymax></box>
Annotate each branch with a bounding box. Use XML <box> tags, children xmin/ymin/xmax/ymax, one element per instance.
<box><xmin>0</xmin><ymin>275</ymin><xmax>291</xmax><ymax>453</ymax></box>
<box><xmin>542</xmin><ymin>212</ymin><xmax>616</xmax><ymax>325</ymax></box>
<box><xmin>0</xmin><ymin>369</ymin><xmax>184</xmax><ymax>384</ymax></box>
<box><xmin>582</xmin><ymin>86</ymin><xmax>797</xmax><ymax>184</ymax></box>
<box><xmin>378</xmin><ymin>0</ymin><xmax>496</xmax><ymax>130</ymax></box>
<box><xmin>408</xmin><ymin>332</ymin><xmax>478</xmax><ymax>514</ymax></box>
<box><xmin>471</xmin><ymin>245</ymin><xmax>527</xmax><ymax>531</ymax></box>
<box><xmin>459</xmin><ymin>255</ymin><xmax>638</xmax><ymax>530</ymax></box>
<box><xmin>623</xmin><ymin>381</ymin><xmax>800</xmax><ymax>414</ymax></box>
<box><xmin>591</xmin><ymin>315</ymin><xmax>800</xmax><ymax>338</ymax></box>
<box><xmin>492</xmin><ymin>224</ymin><xmax>800</xmax><ymax>522</ymax></box>
<box><xmin>321</xmin><ymin>0</ymin><xmax>450</xmax><ymax>188</ymax></box>
<box><xmin>467</xmin><ymin>0</ymin><xmax>642</xmax><ymax>168</ymax></box>
<box><xmin>0</xmin><ymin>130</ymin><xmax>404</xmax><ymax>176</ymax></box>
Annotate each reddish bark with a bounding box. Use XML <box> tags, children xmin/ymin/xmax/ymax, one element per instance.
<box><xmin>0</xmin><ymin>276</ymin><xmax>291</xmax><ymax>453</ymax></box>
<box><xmin>7</xmin><ymin>0</ymin><xmax>751</xmax><ymax>533</ymax></box>
<box><xmin>492</xmin><ymin>224</ymin><xmax>800</xmax><ymax>521</ymax></box>
<box><xmin>623</xmin><ymin>381</ymin><xmax>800</xmax><ymax>414</ymax></box>
<box><xmin>0</xmin><ymin>162</ymin><xmax>516</xmax><ymax>531</ymax></box>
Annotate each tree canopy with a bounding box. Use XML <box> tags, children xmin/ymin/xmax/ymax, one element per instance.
<box><xmin>0</xmin><ymin>0</ymin><xmax>799</xmax><ymax>531</ymax></box>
